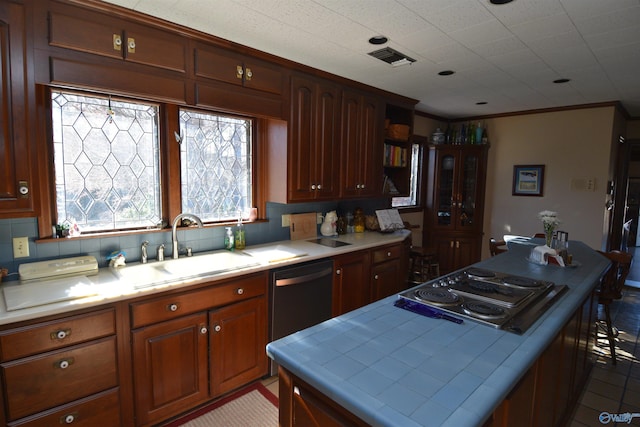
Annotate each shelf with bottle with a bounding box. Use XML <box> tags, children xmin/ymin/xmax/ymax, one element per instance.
<box><xmin>438</xmin><ymin>122</ymin><xmax>489</xmax><ymax>145</ymax></box>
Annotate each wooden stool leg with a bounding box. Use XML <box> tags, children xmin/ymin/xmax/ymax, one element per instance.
<box><xmin>604</xmin><ymin>304</ymin><xmax>617</xmax><ymax>365</ymax></box>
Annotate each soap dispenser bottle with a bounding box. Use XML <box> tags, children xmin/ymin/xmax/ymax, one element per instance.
<box><xmin>235</xmin><ymin>216</ymin><xmax>246</xmax><ymax>250</ymax></box>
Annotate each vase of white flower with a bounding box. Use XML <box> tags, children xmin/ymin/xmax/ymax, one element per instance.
<box><xmin>538</xmin><ymin>210</ymin><xmax>560</xmax><ymax>247</ymax></box>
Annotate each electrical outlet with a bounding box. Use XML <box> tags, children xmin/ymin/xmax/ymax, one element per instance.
<box><xmin>317</xmin><ymin>212</ymin><xmax>323</xmax><ymax>224</ymax></box>
<box><xmin>282</xmin><ymin>214</ymin><xmax>291</xmax><ymax>227</ymax></box>
<box><xmin>13</xmin><ymin>237</ymin><xmax>29</xmax><ymax>258</ymax></box>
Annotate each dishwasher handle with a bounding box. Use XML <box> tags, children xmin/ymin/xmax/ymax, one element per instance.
<box><xmin>275</xmin><ymin>267</ymin><xmax>333</xmax><ymax>287</ymax></box>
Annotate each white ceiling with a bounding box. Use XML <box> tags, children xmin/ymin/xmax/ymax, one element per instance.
<box><xmin>102</xmin><ymin>0</ymin><xmax>640</xmax><ymax>119</ymax></box>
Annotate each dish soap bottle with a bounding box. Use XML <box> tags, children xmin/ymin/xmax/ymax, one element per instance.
<box><xmin>224</xmin><ymin>226</ymin><xmax>235</xmax><ymax>251</ymax></box>
<box><xmin>235</xmin><ymin>217</ymin><xmax>246</xmax><ymax>250</ymax></box>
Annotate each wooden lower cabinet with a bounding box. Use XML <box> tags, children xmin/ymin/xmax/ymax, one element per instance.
<box><xmin>130</xmin><ymin>273</ymin><xmax>269</xmax><ymax>426</ymax></box>
<box><xmin>332</xmin><ymin>250</ymin><xmax>371</xmax><ymax>316</ymax></box>
<box><xmin>432</xmin><ymin>234</ymin><xmax>479</xmax><ymax>275</ymax></box>
<box><xmin>0</xmin><ymin>308</ymin><xmax>122</xmax><ymax>426</ymax></box>
<box><xmin>371</xmin><ymin>243</ymin><xmax>408</xmax><ymax>300</ymax></box>
<box><xmin>210</xmin><ymin>296</ymin><xmax>268</xmax><ymax>396</ymax></box>
<box><xmin>131</xmin><ymin>312</ymin><xmax>210</xmax><ymax>426</ymax></box>
<box><xmin>490</xmin><ymin>291</ymin><xmax>596</xmax><ymax>427</ymax></box>
<box><xmin>333</xmin><ymin>241</ymin><xmax>409</xmax><ymax>316</ymax></box>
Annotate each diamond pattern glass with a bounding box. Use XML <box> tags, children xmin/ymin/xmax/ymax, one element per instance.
<box><xmin>179</xmin><ymin>109</ymin><xmax>252</xmax><ymax>222</ymax></box>
<box><xmin>52</xmin><ymin>91</ymin><xmax>161</xmax><ymax>232</ymax></box>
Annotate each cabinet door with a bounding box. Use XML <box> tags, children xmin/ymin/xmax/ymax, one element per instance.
<box><xmin>288</xmin><ymin>75</ymin><xmax>339</xmax><ymax>201</ymax></box>
<box><xmin>340</xmin><ymin>91</ymin><xmax>383</xmax><ymax>198</ymax></box>
<box><xmin>0</xmin><ymin>1</ymin><xmax>34</xmax><ymax>214</ymax></box>
<box><xmin>194</xmin><ymin>42</ymin><xmax>283</xmax><ymax>94</ymax></box>
<box><xmin>288</xmin><ymin>76</ymin><xmax>316</xmax><ymax>201</ymax></box>
<box><xmin>371</xmin><ymin>260</ymin><xmax>403</xmax><ymax>301</ymax></box>
<box><xmin>209</xmin><ymin>296</ymin><xmax>268</xmax><ymax>396</ymax></box>
<box><xmin>132</xmin><ymin>312</ymin><xmax>209</xmax><ymax>426</ymax></box>
<box><xmin>332</xmin><ymin>251</ymin><xmax>371</xmax><ymax>316</ymax></box>
<box><xmin>48</xmin><ymin>3</ymin><xmax>186</xmax><ymax>73</ymax></box>
<box><xmin>432</xmin><ymin>235</ymin><xmax>477</xmax><ymax>275</ymax></box>
<box><xmin>429</xmin><ymin>146</ymin><xmax>487</xmax><ymax>233</ymax></box>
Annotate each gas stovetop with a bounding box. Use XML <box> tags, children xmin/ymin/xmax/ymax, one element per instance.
<box><xmin>396</xmin><ymin>267</ymin><xmax>568</xmax><ymax>334</ymax></box>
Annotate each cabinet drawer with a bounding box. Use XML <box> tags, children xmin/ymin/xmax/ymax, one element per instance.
<box><xmin>2</xmin><ymin>337</ymin><xmax>118</xmax><ymax>421</ymax></box>
<box><xmin>130</xmin><ymin>273</ymin><xmax>267</xmax><ymax>328</ymax></box>
<box><xmin>8</xmin><ymin>388</ymin><xmax>121</xmax><ymax>427</ymax></box>
<box><xmin>0</xmin><ymin>308</ymin><xmax>116</xmax><ymax>362</ymax></box>
<box><xmin>372</xmin><ymin>245</ymin><xmax>401</xmax><ymax>264</ymax></box>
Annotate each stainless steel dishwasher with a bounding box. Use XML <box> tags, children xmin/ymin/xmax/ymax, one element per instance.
<box><xmin>270</xmin><ymin>258</ymin><xmax>333</xmax><ymax>375</ymax></box>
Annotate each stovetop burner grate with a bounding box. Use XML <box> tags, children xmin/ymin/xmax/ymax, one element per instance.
<box><xmin>414</xmin><ymin>288</ymin><xmax>460</xmax><ymax>306</ymax></box>
<box><xmin>462</xmin><ymin>301</ymin><xmax>506</xmax><ymax>319</ymax></box>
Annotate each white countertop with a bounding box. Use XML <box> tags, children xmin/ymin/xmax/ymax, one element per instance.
<box><xmin>0</xmin><ymin>230</ymin><xmax>410</xmax><ymax>326</ymax></box>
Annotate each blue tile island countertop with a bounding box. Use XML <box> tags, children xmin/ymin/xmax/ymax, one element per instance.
<box><xmin>266</xmin><ymin>239</ymin><xmax>610</xmax><ymax>427</ymax></box>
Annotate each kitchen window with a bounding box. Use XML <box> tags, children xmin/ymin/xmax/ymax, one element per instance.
<box><xmin>51</xmin><ymin>90</ymin><xmax>162</xmax><ymax>232</ymax></box>
<box><xmin>392</xmin><ymin>142</ymin><xmax>421</xmax><ymax>208</ymax></box>
<box><xmin>50</xmin><ymin>89</ymin><xmax>256</xmax><ymax>235</ymax></box>
<box><xmin>179</xmin><ymin>109</ymin><xmax>253</xmax><ymax>222</ymax></box>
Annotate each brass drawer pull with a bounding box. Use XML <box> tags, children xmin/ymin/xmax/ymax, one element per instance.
<box><xmin>113</xmin><ymin>34</ymin><xmax>122</xmax><ymax>51</ymax></box>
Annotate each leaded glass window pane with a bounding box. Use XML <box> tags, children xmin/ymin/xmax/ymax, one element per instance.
<box><xmin>179</xmin><ymin>109</ymin><xmax>252</xmax><ymax>222</ymax></box>
<box><xmin>51</xmin><ymin>91</ymin><xmax>161</xmax><ymax>232</ymax></box>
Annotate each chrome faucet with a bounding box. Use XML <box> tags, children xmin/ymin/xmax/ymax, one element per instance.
<box><xmin>141</xmin><ymin>241</ymin><xmax>149</xmax><ymax>264</ymax></box>
<box><xmin>171</xmin><ymin>213</ymin><xmax>204</xmax><ymax>259</ymax></box>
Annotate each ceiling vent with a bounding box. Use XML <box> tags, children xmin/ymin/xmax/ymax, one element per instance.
<box><xmin>368</xmin><ymin>47</ymin><xmax>416</xmax><ymax>67</ymax></box>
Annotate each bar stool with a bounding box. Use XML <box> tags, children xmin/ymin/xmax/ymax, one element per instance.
<box><xmin>408</xmin><ymin>247</ymin><xmax>440</xmax><ymax>284</ymax></box>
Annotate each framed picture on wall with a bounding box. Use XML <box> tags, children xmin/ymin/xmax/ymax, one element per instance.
<box><xmin>512</xmin><ymin>165</ymin><xmax>545</xmax><ymax>196</ymax></box>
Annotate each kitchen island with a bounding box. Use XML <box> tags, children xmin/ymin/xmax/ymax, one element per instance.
<box><xmin>266</xmin><ymin>239</ymin><xmax>610</xmax><ymax>427</ymax></box>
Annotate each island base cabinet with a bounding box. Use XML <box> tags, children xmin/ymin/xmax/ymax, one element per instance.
<box><xmin>278</xmin><ymin>367</ymin><xmax>368</xmax><ymax>427</ymax></box>
<box><xmin>276</xmin><ymin>290</ymin><xmax>597</xmax><ymax>427</ymax></box>
<box><xmin>131</xmin><ymin>312</ymin><xmax>209</xmax><ymax>427</ymax></box>
<box><xmin>489</xmin><ymin>291</ymin><xmax>596</xmax><ymax>427</ymax></box>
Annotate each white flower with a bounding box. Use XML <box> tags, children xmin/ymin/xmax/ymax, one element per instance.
<box><xmin>538</xmin><ymin>210</ymin><xmax>560</xmax><ymax>238</ymax></box>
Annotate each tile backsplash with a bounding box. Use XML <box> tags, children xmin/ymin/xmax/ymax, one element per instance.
<box><xmin>0</xmin><ymin>199</ymin><xmax>391</xmax><ymax>281</ymax></box>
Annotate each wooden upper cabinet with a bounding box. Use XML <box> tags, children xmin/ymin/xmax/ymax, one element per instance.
<box><xmin>287</xmin><ymin>74</ymin><xmax>340</xmax><ymax>201</ymax></box>
<box><xmin>47</xmin><ymin>3</ymin><xmax>187</xmax><ymax>73</ymax></box>
<box><xmin>0</xmin><ymin>1</ymin><xmax>35</xmax><ymax>217</ymax></box>
<box><xmin>340</xmin><ymin>90</ymin><xmax>384</xmax><ymax>198</ymax></box>
<box><xmin>194</xmin><ymin>42</ymin><xmax>284</xmax><ymax>95</ymax></box>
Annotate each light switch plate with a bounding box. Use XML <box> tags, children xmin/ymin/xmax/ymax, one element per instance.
<box><xmin>13</xmin><ymin>237</ymin><xmax>29</xmax><ymax>258</ymax></box>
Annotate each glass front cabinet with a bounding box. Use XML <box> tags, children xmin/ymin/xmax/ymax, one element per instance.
<box><xmin>424</xmin><ymin>145</ymin><xmax>489</xmax><ymax>274</ymax></box>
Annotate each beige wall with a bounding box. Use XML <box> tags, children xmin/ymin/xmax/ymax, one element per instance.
<box><xmin>482</xmin><ymin>107</ymin><xmax>615</xmax><ymax>256</ymax></box>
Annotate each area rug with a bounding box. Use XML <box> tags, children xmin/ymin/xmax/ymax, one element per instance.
<box><xmin>164</xmin><ymin>382</ymin><xmax>279</xmax><ymax>427</ymax></box>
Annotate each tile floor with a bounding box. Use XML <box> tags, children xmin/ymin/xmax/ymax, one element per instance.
<box><xmin>569</xmin><ymin>285</ymin><xmax>640</xmax><ymax>426</ymax></box>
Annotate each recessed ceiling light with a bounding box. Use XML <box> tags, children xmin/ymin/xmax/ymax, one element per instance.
<box><xmin>438</xmin><ymin>70</ymin><xmax>455</xmax><ymax>76</ymax></box>
<box><xmin>553</xmin><ymin>78</ymin><xmax>571</xmax><ymax>84</ymax></box>
<box><xmin>476</xmin><ymin>101</ymin><xmax>488</xmax><ymax>105</ymax></box>
<box><xmin>369</xmin><ymin>36</ymin><xmax>388</xmax><ymax>45</ymax></box>
<box><xmin>490</xmin><ymin>0</ymin><xmax>514</xmax><ymax>4</ymax></box>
